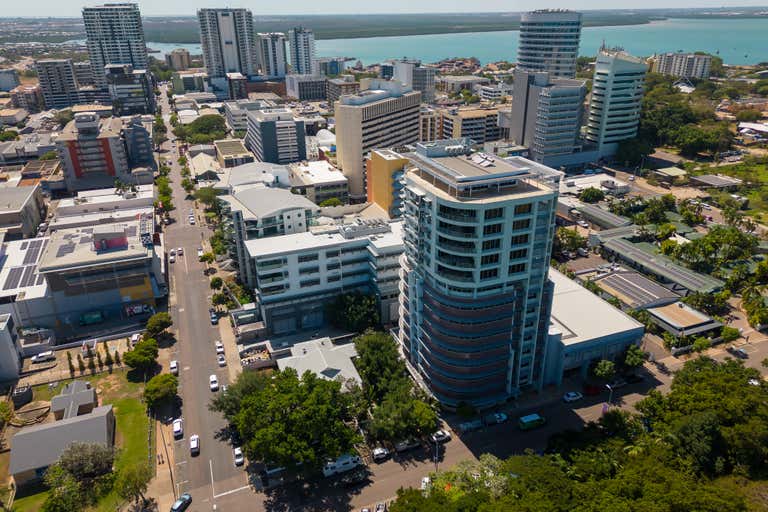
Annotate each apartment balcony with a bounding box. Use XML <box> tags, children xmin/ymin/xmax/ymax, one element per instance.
<box><xmin>436</xmin><ymin>224</ymin><xmax>477</xmax><ymax>240</ymax></box>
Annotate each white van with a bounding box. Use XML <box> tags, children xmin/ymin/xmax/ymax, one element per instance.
<box><xmin>31</xmin><ymin>351</ymin><xmax>55</xmax><ymax>363</ymax></box>
<box><xmin>322</xmin><ymin>454</ymin><xmax>362</xmax><ymax>477</ymax></box>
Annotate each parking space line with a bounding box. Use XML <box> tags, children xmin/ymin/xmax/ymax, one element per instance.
<box><xmin>213</xmin><ymin>485</ymin><xmax>251</xmax><ymax>499</ymax></box>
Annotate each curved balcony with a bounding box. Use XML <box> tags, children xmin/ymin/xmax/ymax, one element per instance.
<box><xmin>422</xmin><ymin>368</ymin><xmax>507</xmax><ymax>395</ymax></box>
<box><xmin>421</xmin><ymin>323</ymin><xmax>511</xmax><ymax>347</ymax></box>
<box><xmin>420</xmin><ymin>350</ymin><xmax>508</xmax><ymax>380</ymax></box>
<box><xmin>423</xmin><ymin>293</ymin><xmax>517</xmax><ymax>320</ymax></box>
<box><xmin>421</xmin><ymin>335</ymin><xmax>509</xmax><ymax>362</ymax></box>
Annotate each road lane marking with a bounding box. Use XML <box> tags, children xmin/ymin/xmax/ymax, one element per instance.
<box><xmin>178</xmin><ymin>308</ymin><xmax>185</xmax><ymax>313</ymax></box>
<box><xmin>209</xmin><ymin>459</ymin><xmax>216</xmax><ymax>498</ymax></box>
<box><xmin>176</xmin><ymin>460</ymin><xmax>187</xmax><ymax>465</ymax></box>
<box><xmin>213</xmin><ymin>485</ymin><xmax>251</xmax><ymax>499</ymax></box>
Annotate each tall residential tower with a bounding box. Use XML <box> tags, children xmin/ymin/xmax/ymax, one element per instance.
<box><xmin>517</xmin><ymin>10</ymin><xmax>582</xmax><ymax>79</ymax></box>
<box><xmin>257</xmin><ymin>33</ymin><xmax>288</xmax><ymax>79</ymax></box>
<box><xmin>197</xmin><ymin>8</ymin><xmax>258</xmax><ymax>78</ymax></box>
<box><xmin>287</xmin><ymin>27</ymin><xmax>317</xmax><ymax>75</ymax></box>
<box><xmin>82</xmin><ymin>3</ymin><xmax>148</xmax><ymax>90</ymax></box>
<box><xmin>398</xmin><ymin>139</ymin><xmax>561</xmax><ymax>408</ymax></box>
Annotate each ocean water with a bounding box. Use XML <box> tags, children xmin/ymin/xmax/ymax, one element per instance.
<box><xmin>145</xmin><ymin>17</ymin><xmax>768</xmax><ymax>66</ymax></box>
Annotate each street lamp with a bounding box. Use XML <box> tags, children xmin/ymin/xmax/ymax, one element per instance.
<box><xmin>606</xmin><ymin>384</ymin><xmax>614</xmax><ymax>406</ymax></box>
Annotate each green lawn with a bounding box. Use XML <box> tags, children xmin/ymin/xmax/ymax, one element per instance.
<box><xmin>14</xmin><ymin>371</ymin><xmax>150</xmax><ymax>512</ymax></box>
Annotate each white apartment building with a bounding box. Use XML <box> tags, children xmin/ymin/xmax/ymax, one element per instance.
<box><xmin>245</xmin><ymin>219</ymin><xmax>404</xmax><ymax>334</ymax></box>
<box><xmin>517</xmin><ymin>10</ymin><xmax>582</xmax><ymax>79</ymax></box>
<box><xmin>586</xmin><ymin>49</ymin><xmax>648</xmax><ymax>157</ymax></box>
<box><xmin>287</xmin><ymin>27</ymin><xmax>317</xmax><ymax>75</ymax></box>
<box><xmin>475</xmin><ymin>82</ymin><xmax>514</xmax><ymax>102</ymax></box>
<box><xmin>224</xmin><ymin>99</ymin><xmax>275</xmax><ymax>132</ymax></box>
<box><xmin>652</xmin><ymin>52</ymin><xmax>711</xmax><ymax>79</ymax></box>
<box><xmin>334</xmin><ymin>79</ymin><xmax>421</xmax><ymax>201</ymax></box>
<box><xmin>257</xmin><ymin>33</ymin><xmax>288</xmax><ymax>79</ymax></box>
<box><xmin>398</xmin><ymin>139</ymin><xmax>562</xmax><ymax>408</ymax></box>
<box><xmin>82</xmin><ymin>4</ymin><xmax>148</xmax><ymax>90</ymax></box>
<box><xmin>197</xmin><ymin>8</ymin><xmax>258</xmax><ymax>79</ymax></box>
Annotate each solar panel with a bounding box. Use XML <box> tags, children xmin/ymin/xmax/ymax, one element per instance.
<box><xmin>79</xmin><ymin>237</ymin><xmax>91</xmax><ymax>245</ymax></box>
<box><xmin>20</xmin><ymin>265</ymin><xmax>36</xmax><ymax>288</ymax></box>
<box><xmin>4</xmin><ymin>267</ymin><xmax>23</xmax><ymax>290</ymax></box>
<box><xmin>20</xmin><ymin>242</ymin><xmax>27</xmax><ymax>250</ymax></box>
<box><xmin>36</xmin><ymin>274</ymin><xmax>45</xmax><ymax>286</ymax></box>
<box><xmin>23</xmin><ymin>239</ymin><xmax>43</xmax><ymax>265</ymax></box>
<box><xmin>56</xmin><ymin>244</ymin><xmax>75</xmax><ymax>258</ymax></box>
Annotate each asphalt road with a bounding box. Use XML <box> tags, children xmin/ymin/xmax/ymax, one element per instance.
<box><xmin>156</xmin><ymin>87</ymin><xmax>248</xmax><ymax>509</ymax></box>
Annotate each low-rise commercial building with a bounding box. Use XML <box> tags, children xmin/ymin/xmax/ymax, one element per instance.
<box><xmin>475</xmin><ymin>82</ymin><xmax>514</xmax><ymax>101</ymax></box>
<box><xmin>289</xmin><ymin>160</ymin><xmax>349</xmax><ymax>205</ymax></box>
<box><xmin>51</xmin><ymin>185</ymin><xmax>154</xmax><ymax>231</ymax></box>
<box><xmin>440</xmin><ymin>107</ymin><xmax>504</xmax><ymax>143</ymax></box>
<box><xmin>0</xmin><ymin>109</ymin><xmax>28</xmax><ymax>127</ymax></box>
<box><xmin>171</xmin><ymin>71</ymin><xmax>209</xmax><ymax>94</ymax></box>
<box><xmin>213</xmin><ymin>139</ymin><xmax>254</xmax><ymax>168</ymax></box>
<box><xmin>244</xmin><ymin>108</ymin><xmax>306</xmax><ymax>164</ymax></box>
<box><xmin>9</xmin><ymin>85</ymin><xmax>44</xmax><ymax>114</ymax></box>
<box><xmin>0</xmin><ymin>132</ymin><xmax>57</xmax><ymax>166</ymax></box>
<box><xmin>245</xmin><ymin>219</ymin><xmax>403</xmax><ymax>334</ymax></box>
<box><xmin>286</xmin><ymin>75</ymin><xmax>327</xmax><ymax>101</ymax></box>
<box><xmin>221</xmin><ymin>187</ymin><xmax>318</xmax><ymax>288</ymax></box>
<box><xmin>0</xmin><ymin>185</ymin><xmax>45</xmax><ymax>239</ymax></box>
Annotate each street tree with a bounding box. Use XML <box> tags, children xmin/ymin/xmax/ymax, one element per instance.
<box><xmin>145</xmin><ymin>312</ymin><xmax>173</xmax><ymax>338</ymax></box>
<box><xmin>123</xmin><ymin>338</ymin><xmax>159</xmax><ymax>375</ymax></box>
<box><xmin>354</xmin><ymin>330</ymin><xmax>405</xmax><ymax>402</ymax></box>
<box><xmin>57</xmin><ymin>442</ymin><xmax>114</xmax><ymax>483</ymax></box>
<box><xmin>623</xmin><ymin>344</ymin><xmax>646</xmax><ymax>370</ymax></box>
<box><xmin>210</xmin><ymin>277</ymin><xmax>223</xmax><ymax>290</ymax></box>
<box><xmin>116</xmin><ymin>463</ymin><xmax>152</xmax><ymax>506</ymax></box>
<box><xmin>325</xmin><ymin>292</ymin><xmax>380</xmax><ymax>331</ymax></box>
<box><xmin>592</xmin><ymin>359</ymin><xmax>616</xmax><ymax>381</ymax></box>
<box><xmin>369</xmin><ymin>383</ymin><xmax>437</xmax><ymax>442</ymax></box>
<box><xmin>200</xmin><ymin>252</ymin><xmax>215</xmax><ymax>264</ymax></box>
<box><xmin>144</xmin><ymin>373</ymin><xmax>178</xmax><ymax>407</ymax></box>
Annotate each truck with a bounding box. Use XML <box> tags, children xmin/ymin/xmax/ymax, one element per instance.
<box><xmin>79</xmin><ymin>311</ymin><xmax>104</xmax><ymax>326</ymax></box>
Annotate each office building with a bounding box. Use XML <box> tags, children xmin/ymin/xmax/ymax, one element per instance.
<box><xmin>397</xmin><ymin>139</ymin><xmax>562</xmax><ymax>408</ymax></box>
<box><xmin>287</xmin><ymin>27</ymin><xmax>317</xmax><ymax>75</ymax></box>
<box><xmin>171</xmin><ymin>71</ymin><xmax>209</xmax><ymax>94</ymax></box>
<box><xmin>244</xmin><ymin>219</ymin><xmax>403</xmax><ymax>334</ymax></box>
<box><xmin>366</xmin><ymin>149</ymin><xmax>410</xmax><ymax>218</ymax></box>
<box><xmin>440</xmin><ymin>107</ymin><xmax>503</xmax><ymax>143</ymax></box>
<box><xmin>55</xmin><ymin>113</ymin><xmax>131</xmax><ymax>191</ymax></box>
<box><xmin>220</xmin><ymin>187</ymin><xmax>318</xmax><ymax>287</ymax></box>
<box><xmin>289</xmin><ymin>160</ymin><xmax>349</xmax><ymax>205</ymax></box>
<box><xmin>510</xmin><ymin>69</ymin><xmax>586</xmax><ymax>166</ymax></box>
<box><xmin>165</xmin><ymin>48</ymin><xmax>192</xmax><ymax>71</ymax></box>
<box><xmin>10</xmin><ymin>85</ymin><xmax>44</xmax><ymax>114</ymax></box>
<box><xmin>35</xmin><ymin>59</ymin><xmax>81</xmax><ymax>110</ymax></box>
<box><xmin>214</xmin><ymin>139</ymin><xmax>254</xmax><ymax>168</ymax></box>
<box><xmin>245</xmin><ymin>108</ymin><xmax>307</xmax><ymax>164</ymax></box>
<box><xmin>475</xmin><ymin>82</ymin><xmax>514</xmax><ymax>102</ymax></box>
<box><xmin>326</xmin><ymin>76</ymin><xmax>360</xmax><ymax>106</ymax></box>
<box><xmin>379</xmin><ymin>61</ymin><xmax>395</xmax><ymax>80</ymax></box>
<box><xmin>437</xmin><ymin>75</ymin><xmax>489</xmax><ymax>94</ymax></box>
<box><xmin>518</xmin><ymin>10</ymin><xmax>582</xmax><ymax>78</ymax></box>
<box><xmin>0</xmin><ymin>185</ymin><xmax>45</xmax><ymax>239</ymax></box>
<box><xmin>197</xmin><ymin>8</ymin><xmax>258</xmax><ymax>78</ymax></box>
<box><xmin>318</xmin><ymin>57</ymin><xmax>347</xmax><ymax>77</ymax></box>
<box><xmin>227</xmin><ymin>72</ymin><xmax>248</xmax><ymax>100</ymax></box>
<box><xmin>393</xmin><ymin>59</ymin><xmax>436</xmax><ymax>103</ymax></box>
<box><xmin>123</xmin><ymin>115</ymin><xmax>155</xmax><ymax>169</ymax></box>
<box><xmin>0</xmin><ymin>109</ymin><xmax>28</xmax><ymax>127</ymax></box>
<box><xmin>82</xmin><ymin>4</ymin><xmax>148</xmax><ymax>90</ymax></box>
<box><xmin>0</xmin><ymin>69</ymin><xmax>20</xmax><ymax>92</ymax></box>
<box><xmin>105</xmin><ymin>64</ymin><xmax>155</xmax><ymax>116</ymax></box>
<box><xmin>286</xmin><ymin>75</ymin><xmax>326</xmax><ymax>101</ymax></box>
<box><xmin>419</xmin><ymin>107</ymin><xmax>440</xmax><ymax>142</ymax></box>
<box><xmin>73</xmin><ymin>61</ymin><xmax>95</xmax><ymax>86</ymax></box>
<box><xmin>223</xmin><ymin>98</ymin><xmax>275</xmax><ymax>132</ymax></box>
<box><xmin>586</xmin><ymin>48</ymin><xmax>647</xmax><ymax>157</ymax></box>
<box><xmin>652</xmin><ymin>52</ymin><xmax>711</xmax><ymax>79</ymax></box>
<box><xmin>335</xmin><ymin>80</ymin><xmax>421</xmax><ymax>200</ymax></box>
<box><xmin>257</xmin><ymin>33</ymin><xmax>288</xmax><ymax>79</ymax></box>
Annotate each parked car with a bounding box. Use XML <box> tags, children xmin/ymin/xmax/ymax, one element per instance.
<box><xmin>421</xmin><ymin>476</ymin><xmax>431</xmax><ymax>491</ymax></box>
<box><xmin>177</xmin><ymin>247</ymin><xmax>183</xmax><ymax>255</ymax></box>
<box><xmin>170</xmin><ymin>249</ymin><xmax>176</xmax><ymax>257</ymax></box>
<box><xmin>215</xmin><ymin>341</ymin><xmax>225</xmax><ymax>354</ymax></box>
<box><xmin>170</xmin><ymin>493</ymin><xmax>192</xmax><ymax>512</ymax></box>
<box><xmin>217</xmin><ymin>354</ymin><xmax>227</xmax><ymax>367</ymax></box>
<box><xmin>562</xmin><ymin>391</ymin><xmax>583</xmax><ymax>403</ymax></box>
<box><xmin>169</xmin><ymin>253</ymin><xmax>175</xmax><ymax>263</ymax></box>
<box><xmin>197</xmin><ymin>247</ymin><xmax>204</xmax><ymax>260</ymax></box>
<box><xmin>518</xmin><ymin>413</ymin><xmax>546</xmax><ymax>431</ymax></box>
<box><xmin>210</xmin><ymin>311</ymin><xmax>219</xmax><ymax>325</ymax></box>
<box><xmin>31</xmin><ymin>351</ymin><xmax>55</xmax><ymax>363</ymax></box>
<box><xmin>189</xmin><ymin>434</ymin><xmax>200</xmax><ymax>455</ymax></box>
<box><xmin>233</xmin><ymin>447</ymin><xmax>244</xmax><ymax>466</ymax></box>
<box><xmin>577</xmin><ymin>247</ymin><xmax>589</xmax><ymax>257</ymax></box>
<box><xmin>458</xmin><ymin>419</ymin><xmax>483</xmax><ymax>433</ymax></box>
<box><xmin>484</xmin><ymin>412</ymin><xmax>508</xmax><ymax>425</ymax></box>
<box><xmin>727</xmin><ymin>346</ymin><xmax>749</xmax><ymax>359</ymax></box>
<box><xmin>375</xmin><ymin>504</ymin><xmax>386</xmax><ymax>512</ymax></box>
<box><xmin>172</xmin><ymin>418</ymin><xmax>183</xmax><ymax>438</ymax></box>
<box><xmin>169</xmin><ymin>360</ymin><xmax>179</xmax><ymax>375</ymax></box>
<box><xmin>372</xmin><ymin>446</ymin><xmax>390</xmax><ymax>462</ymax></box>
<box><xmin>430</xmin><ymin>429</ymin><xmax>451</xmax><ymax>444</ymax></box>
<box><xmin>189</xmin><ymin>216</ymin><xmax>196</xmax><ymax>225</ymax></box>
<box><xmin>322</xmin><ymin>454</ymin><xmax>362</xmax><ymax>477</ymax></box>
<box><xmin>394</xmin><ymin>439</ymin><xmax>421</xmax><ymax>453</ymax></box>
<box><xmin>209</xmin><ymin>374</ymin><xmax>219</xmax><ymax>391</ymax></box>
<box><xmin>577</xmin><ymin>220</ymin><xmax>589</xmax><ymax>228</ymax></box>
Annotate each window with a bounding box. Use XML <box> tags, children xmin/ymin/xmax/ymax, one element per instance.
<box><xmin>514</xmin><ymin>203</ymin><xmax>532</xmax><ymax>215</ymax></box>
<box><xmin>299</xmin><ymin>266</ymin><xmax>319</xmax><ymax>275</ymax></box>
<box><xmin>298</xmin><ymin>254</ymin><xmax>318</xmax><ymax>263</ymax></box>
<box><xmin>326</xmin><ymin>250</ymin><xmax>340</xmax><ymax>258</ymax></box>
<box><xmin>484</xmin><ymin>207</ymin><xmax>504</xmax><ymax>220</ymax></box>
<box><xmin>328</xmin><ymin>275</ymin><xmax>341</xmax><ymax>282</ymax></box>
<box><xmin>483</xmin><ymin>223</ymin><xmax>502</xmax><ymax>236</ymax></box>
<box><xmin>480</xmin><ymin>268</ymin><xmax>498</xmax><ymax>280</ymax></box>
<box><xmin>327</xmin><ymin>262</ymin><xmax>340</xmax><ymax>270</ymax></box>
<box><xmin>510</xmin><ymin>249</ymin><xmax>528</xmax><ymax>260</ymax></box>
<box><xmin>481</xmin><ymin>254</ymin><xmax>499</xmax><ymax>265</ymax></box>
<box><xmin>511</xmin><ymin>234</ymin><xmax>529</xmax><ymax>246</ymax></box>
<box><xmin>512</xmin><ymin>219</ymin><xmax>530</xmax><ymax>231</ymax></box>
<box><xmin>509</xmin><ymin>263</ymin><xmax>526</xmax><ymax>274</ymax></box>
<box><xmin>482</xmin><ymin>239</ymin><xmax>500</xmax><ymax>251</ymax></box>
<box><xmin>300</xmin><ymin>279</ymin><xmax>320</xmax><ymax>287</ymax></box>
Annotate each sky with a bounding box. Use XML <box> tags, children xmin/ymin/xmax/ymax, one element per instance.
<box><xmin>4</xmin><ymin>0</ymin><xmax>768</xmax><ymax>17</ymax></box>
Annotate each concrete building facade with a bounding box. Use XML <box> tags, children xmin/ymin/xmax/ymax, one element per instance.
<box><xmin>105</xmin><ymin>64</ymin><xmax>155</xmax><ymax>116</ymax></box>
<box><xmin>517</xmin><ymin>10</ymin><xmax>582</xmax><ymax>78</ymax></box>
<box><xmin>165</xmin><ymin>48</ymin><xmax>192</xmax><ymax>71</ymax></box>
<box><xmin>36</xmin><ymin>59</ymin><xmax>82</xmax><ymax>110</ymax></box>
<box><xmin>82</xmin><ymin>4</ymin><xmax>148</xmax><ymax>90</ymax></box>
<box><xmin>335</xmin><ymin>80</ymin><xmax>421</xmax><ymax>201</ymax></box>
<box><xmin>10</xmin><ymin>85</ymin><xmax>44</xmax><ymax>114</ymax></box>
<box><xmin>0</xmin><ymin>69</ymin><xmax>20</xmax><ymax>92</ymax></box>
<box><xmin>326</xmin><ymin>76</ymin><xmax>360</xmax><ymax>107</ymax></box>
<box><xmin>197</xmin><ymin>8</ymin><xmax>258</xmax><ymax>78</ymax></box>
<box><xmin>257</xmin><ymin>33</ymin><xmax>288</xmax><ymax>79</ymax></box>
<box><xmin>366</xmin><ymin>149</ymin><xmax>410</xmax><ymax>218</ymax></box>
<box><xmin>285</xmin><ymin>75</ymin><xmax>327</xmax><ymax>101</ymax></box>
<box><xmin>287</xmin><ymin>27</ymin><xmax>317</xmax><ymax>75</ymax></box>
<box><xmin>397</xmin><ymin>139</ymin><xmax>562</xmax><ymax>408</ymax></box>
<box><xmin>440</xmin><ymin>107</ymin><xmax>503</xmax><ymax>144</ymax></box>
<box><xmin>245</xmin><ymin>108</ymin><xmax>307</xmax><ymax>164</ymax></box>
<box><xmin>652</xmin><ymin>52</ymin><xmax>711</xmax><ymax>79</ymax></box>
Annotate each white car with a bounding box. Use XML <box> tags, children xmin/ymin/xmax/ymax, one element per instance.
<box><xmin>485</xmin><ymin>412</ymin><xmax>508</xmax><ymax>425</ymax></box>
<box><xmin>372</xmin><ymin>447</ymin><xmax>390</xmax><ymax>462</ymax></box>
<box><xmin>169</xmin><ymin>360</ymin><xmax>179</xmax><ymax>375</ymax></box>
<box><xmin>177</xmin><ymin>247</ymin><xmax>183</xmax><ymax>255</ymax></box>
<box><xmin>209</xmin><ymin>374</ymin><xmax>219</xmax><ymax>391</ymax></box>
<box><xmin>215</xmin><ymin>341</ymin><xmax>225</xmax><ymax>354</ymax></box>
<box><xmin>217</xmin><ymin>354</ymin><xmax>227</xmax><ymax>367</ymax></box>
<box><xmin>169</xmin><ymin>254</ymin><xmax>176</xmax><ymax>263</ymax></box>
<box><xmin>197</xmin><ymin>247</ymin><xmax>204</xmax><ymax>259</ymax></box>
<box><xmin>577</xmin><ymin>220</ymin><xmax>589</xmax><ymax>228</ymax></box>
<box><xmin>563</xmin><ymin>391</ymin><xmax>584</xmax><ymax>403</ymax></box>
<box><xmin>31</xmin><ymin>350</ymin><xmax>55</xmax><ymax>363</ymax></box>
<box><xmin>233</xmin><ymin>447</ymin><xmax>244</xmax><ymax>466</ymax></box>
<box><xmin>189</xmin><ymin>217</ymin><xmax>196</xmax><ymax>225</ymax></box>
<box><xmin>169</xmin><ymin>249</ymin><xmax>176</xmax><ymax>257</ymax></box>
<box><xmin>172</xmin><ymin>418</ymin><xmax>183</xmax><ymax>438</ymax></box>
<box><xmin>190</xmin><ymin>434</ymin><xmax>200</xmax><ymax>455</ymax></box>
<box><xmin>430</xmin><ymin>429</ymin><xmax>451</xmax><ymax>443</ymax></box>
<box><xmin>421</xmin><ymin>476</ymin><xmax>431</xmax><ymax>491</ymax></box>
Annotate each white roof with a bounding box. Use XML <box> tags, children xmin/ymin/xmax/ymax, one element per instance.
<box><xmin>290</xmin><ymin>161</ymin><xmax>347</xmax><ymax>186</ymax></box>
<box><xmin>223</xmin><ymin>187</ymin><xmax>316</xmax><ymax>221</ymax></box>
<box><xmin>276</xmin><ymin>337</ymin><xmax>361</xmax><ymax>387</ymax></box>
<box><xmin>560</xmin><ymin>173</ymin><xmax>627</xmax><ymax>195</ymax></box>
<box><xmin>549</xmin><ymin>267</ymin><xmax>643</xmax><ymax>347</ymax></box>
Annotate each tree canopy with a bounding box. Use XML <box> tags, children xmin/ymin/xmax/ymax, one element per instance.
<box><xmin>145</xmin><ymin>312</ymin><xmax>173</xmax><ymax>338</ymax></box>
<box><xmin>325</xmin><ymin>292</ymin><xmax>380</xmax><ymax>331</ymax></box>
<box><xmin>144</xmin><ymin>373</ymin><xmax>178</xmax><ymax>407</ymax></box>
<box><xmin>578</xmin><ymin>187</ymin><xmax>605</xmax><ymax>204</ymax></box>
<box><xmin>123</xmin><ymin>338</ymin><xmax>159</xmax><ymax>375</ymax></box>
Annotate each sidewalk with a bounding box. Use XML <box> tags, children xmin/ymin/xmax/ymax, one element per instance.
<box><xmin>145</xmin><ymin>419</ymin><xmax>176</xmax><ymax>511</ymax></box>
<box><xmin>218</xmin><ymin>317</ymin><xmax>242</xmax><ymax>383</ymax></box>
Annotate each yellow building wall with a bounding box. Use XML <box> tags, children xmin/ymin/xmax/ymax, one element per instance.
<box><xmin>120</xmin><ymin>276</ymin><xmax>155</xmax><ymax>303</ymax></box>
<box><xmin>366</xmin><ymin>150</ymin><xmax>409</xmax><ymax>217</ymax></box>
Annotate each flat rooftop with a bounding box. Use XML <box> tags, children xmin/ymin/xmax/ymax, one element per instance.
<box><xmin>0</xmin><ymin>237</ymin><xmax>49</xmax><ymax>300</ymax></box>
<box><xmin>0</xmin><ymin>186</ymin><xmax>37</xmax><ymax>214</ymax></box>
<box><xmin>290</xmin><ymin>161</ymin><xmax>347</xmax><ymax>186</ymax></box>
<box><xmin>592</xmin><ymin>269</ymin><xmax>679</xmax><ymax>309</ymax></box>
<box><xmin>549</xmin><ymin>267</ymin><xmax>644</xmax><ymax>347</ymax></box>
<box><xmin>38</xmin><ymin>219</ymin><xmax>153</xmax><ymax>273</ymax></box>
<box><xmin>690</xmin><ymin>174</ymin><xmax>742</xmax><ymax>188</ymax></box>
<box><xmin>214</xmin><ymin>139</ymin><xmax>251</xmax><ymax>158</ymax></box>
